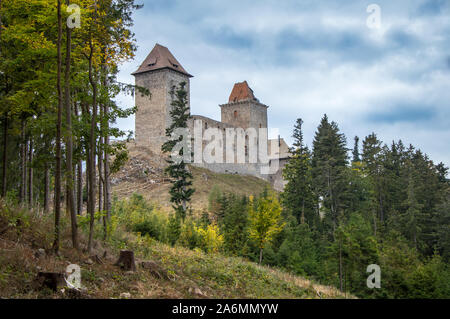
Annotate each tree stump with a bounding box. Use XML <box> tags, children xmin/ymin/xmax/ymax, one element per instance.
<box><xmin>36</xmin><ymin>272</ymin><xmax>66</xmax><ymax>291</ymax></box>
<box><xmin>114</xmin><ymin>250</ymin><xmax>136</xmax><ymax>271</ymax></box>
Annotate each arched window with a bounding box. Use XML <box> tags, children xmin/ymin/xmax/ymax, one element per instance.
<box><xmin>234</xmin><ymin>110</ymin><xmax>238</xmax><ymax>118</ymax></box>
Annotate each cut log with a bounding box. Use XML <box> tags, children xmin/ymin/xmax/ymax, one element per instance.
<box><xmin>36</xmin><ymin>272</ymin><xmax>66</xmax><ymax>291</ymax></box>
<box><xmin>114</xmin><ymin>250</ymin><xmax>136</xmax><ymax>271</ymax></box>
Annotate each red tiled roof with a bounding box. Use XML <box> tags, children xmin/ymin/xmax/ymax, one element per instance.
<box><xmin>228</xmin><ymin>81</ymin><xmax>256</xmax><ymax>103</ymax></box>
<box><xmin>132</xmin><ymin>44</ymin><xmax>192</xmax><ymax>77</ymax></box>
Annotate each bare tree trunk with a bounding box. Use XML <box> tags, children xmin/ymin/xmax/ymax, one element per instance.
<box><xmin>339</xmin><ymin>239</ymin><xmax>343</xmax><ymax>292</ymax></box>
<box><xmin>74</xmin><ymin>103</ymin><xmax>83</xmax><ymax>216</ymax></box>
<box><xmin>53</xmin><ymin>0</ymin><xmax>63</xmax><ymax>254</ymax></box>
<box><xmin>77</xmin><ymin>160</ymin><xmax>82</xmax><ymax>215</ymax></box>
<box><xmin>259</xmin><ymin>248</ymin><xmax>263</xmax><ymax>265</ymax></box>
<box><xmin>64</xmin><ymin>6</ymin><xmax>78</xmax><ymax>250</ymax></box>
<box><xmin>1</xmin><ymin>114</ymin><xmax>7</xmax><ymax>197</ymax></box>
<box><xmin>19</xmin><ymin>119</ymin><xmax>26</xmax><ymax>205</ymax></box>
<box><xmin>103</xmin><ymin>102</ymin><xmax>111</xmax><ymax>240</ymax></box>
<box><xmin>44</xmin><ymin>162</ymin><xmax>49</xmax><ymax>213</ymax></box>
<box><xmin>98</xmin><ymin>136</ymin><xmax>103</xmax><ymax>218</ymax></box>
<box><xmin>28</xmin><ymin>138</ymin><xmax>33</xmax><ymax>207</ymax></box>
<box><xmin>87</xmin><ymin>30</ymin><xmax>98</xmax><ymax>254</ymax></box>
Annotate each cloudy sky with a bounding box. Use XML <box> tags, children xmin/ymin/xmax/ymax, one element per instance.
<box><xmin>115</xmin><ymin>0</ymin><xmax>450</xmax><ymax>166</ymax></box>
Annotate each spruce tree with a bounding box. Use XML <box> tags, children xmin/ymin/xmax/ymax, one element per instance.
<box><xmin>352</xmin><ymin>136</ymin><xmax>360</xmax><ymax>163</ymax></box>
<box><xmin>162</xmin><ymin>82</ymin><xmax>195</xmax><ymax>221</ymax></box>
<box><xmin>311</xmin><ymin>114</ymin><xmax>349</xmax><ymax>233</ymax></box>
<box><xmin>281</xmin><ymin>118</ymin><xmax>316</xmax><ymax>226</ymax></box>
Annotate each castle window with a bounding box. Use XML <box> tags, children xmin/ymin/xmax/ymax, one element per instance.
<box><xmin>205</xmin><ymin>122</ymin><xmax>208</xmax><ymax>129</ymax></box>
<box><xmin>259</xmin><ymin>123</ymin><xmax>262</xmax><ymax>128</ymax></box>
<box><xmin>234</xmin><ymin>110</ymin><xmax>238</xmax><ymax>118</ymax></box>
<box><xmin>245</xmin><ymin>146</ymin><xmax>248</xmax><ymax>156</ymax></box>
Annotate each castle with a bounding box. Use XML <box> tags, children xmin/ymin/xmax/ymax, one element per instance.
<box><xmin>132</xmin><ymin>44</ymin><xmax>290</xmax><ymax>190</ymax></box>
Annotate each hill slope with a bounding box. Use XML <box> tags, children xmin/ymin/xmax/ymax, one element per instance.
<box><xmin>0</xmin><ymin>202</ymin><xmax>348</xmax><ymax>299</ymax></box>
<box><xmin>111</xmin><ymin>143</ymin><xmax>273</xmax><ymax>211</ymax></box>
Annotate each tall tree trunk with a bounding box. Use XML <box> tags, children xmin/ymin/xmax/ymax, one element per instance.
<box><xmin>44</xmin><ymin>162</ymin><xmax>49</xmax><ymax>213</ymax></box>
<box><xmin>77</xmin><ymin>160</ymin><xmax>82</xmax><ymax>215</ymax></box>
<box><xmin>259</xmin><ymin>248</ymin><xmax>263</xmax><ymax>265</ymax></box>
<box><xmin>98</xmin><ymin>136</ymin><xmax>103</xmax><ymax>217</ymax></box>
<box><xmin>64</xmin><ymin>6</ymin><xmax>78</xmax><ymax>250</ymax></box>
<box><xmin>53</xmin><ymin>0</ymin><xmax>63</xmax><ymax>254</ymax></box>
<box><xmin>20</xmin><ymin>120</ymin><xmax>27</xmax><ymax>205</ymax></box>
<box><xmin>1</xmin><ymin>114</ymin><xmax>7</xmax><ymax>198</ymax></box>
<box><xmin>74</xmin><ymin>103</ymin><xmax>83</xmax><ymax>216</ymax></box>
<box><xmin>87</xmin><ymin>29</ymin><xmax>98</xmax><ymax>254</ymax></box>
<box><xmin>339</xmin><ymin>239</ymin><xmax>343</xmax><ymax>292</ymax></box>
<box><xmin>28</xmin><ymin>138</ymin><xmax>33</xmax><ymax>207</ymax></box>
<box><xmin>103</xmin><ymin>103</ymin><xmax>111</xmax><ymax>240</ymax></box>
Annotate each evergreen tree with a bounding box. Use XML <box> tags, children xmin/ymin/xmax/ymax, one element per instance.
<box><xmin>281</xmin><ymin>118</ymin><xmax>316</xmax><ymax>226</ymax></box>
<box><xmin>311</xmin><ymin>114</ymin><xmax>349</xmax><ymax>233</ymax></box>
<box><xmin>352</xmin><ymin>136</ymin><xmax>360</xmax><ymax>163</ymax></box>
<box><xmin>162</xmin><ymin>82</ymin><xmax>195</xmax><ymax>221</ymax></box>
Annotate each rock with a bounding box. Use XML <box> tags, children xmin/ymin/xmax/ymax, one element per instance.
<box><xmin>34</xmin><ymin>248</ymin><xmax>46</xmax><ymax>259</ymax></box>
<box><xmin>189</xmin><ymin>287</ymin><xmax>207</xmax><ymax>297</ymax></box>
<box><xmin>120</xmin><ymin>292</ymin><xmax>131</xmax><ymax>299</ymax></box>
<box><xmin>84</xmin><ymin>258</ymin><xmax>94</xmax><ymax>265</ymax></box>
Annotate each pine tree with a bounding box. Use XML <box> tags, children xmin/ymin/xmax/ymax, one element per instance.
<box><xmin>281</xmin><ymin>118</ymin><xmax>316</xmax><ymax>226</ymax></box>
<box><xmin>162</xmin><ymin>82</ymin><xmax>195</xmax><ymax>221</ymax></box>
<box><xmin>311</xmin><ymin>114</ymin><xmax>349</xmax><ymax>234</ymax></box>
<box><xmin>352</xmin><ymin>136</ymin><xmax>360</xmax><ymax>163</ymax></box>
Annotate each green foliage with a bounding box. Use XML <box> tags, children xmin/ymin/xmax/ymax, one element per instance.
<box><xmin>195</xmin><ymin>223</ymin><xmax>224</xmax><ymax>254</ymax></box>
<box><xmin>248</xmin><ymin>192</ymin><xmax>285</xmax><ymax>263</ymax></box>
<box><xmin>281</xmin><ymin>118</ymin><xmax>317</xmax><ymax>226</ymax></box>
<box><xmin>162</xmin><ymin>82</ymin><xmax>195</xmax><ymax>220</ymax></box>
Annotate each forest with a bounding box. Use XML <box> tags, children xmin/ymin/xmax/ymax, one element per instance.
<box><xmin>0</xmin><ymin>0</ymin><xmax>449</xmax><ymax>299</ymax></box>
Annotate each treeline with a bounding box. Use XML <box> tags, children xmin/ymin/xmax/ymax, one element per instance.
<box><xmin>0</xmin><ymin>1</ymin><xmax>145</xmax><ymax>253</ymax></box>
<box><xmin>211</xmin><ymin>115</ymin><xmax>450</xmax><ymax>298</ymax></box>
<box><xmin>134</xmin><ymin>114</ymin><xmax>449</xmax><ymax>298</ymax></box>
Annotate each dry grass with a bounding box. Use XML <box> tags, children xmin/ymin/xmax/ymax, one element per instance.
<box><xmin>0</xmin><ymin>200</ymin><xmax>351</xmax><ymax>299</ymax></box>
<box><xmin>111</xmin><ymin>142</ymin><xmax>273</xmax><ymax>212</ymax></box>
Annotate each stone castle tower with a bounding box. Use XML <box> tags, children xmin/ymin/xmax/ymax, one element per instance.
<box><xmin>220</xmin><ymin>81</ymin><xmax>268</xmax><ymax>131</ymax></box>
<box><xmin>132</xmin><ymin>44</ymin><xmax>193</xmax><ymax>153</ymax></box>
<box><xmin>133</xmin><ymin>44</ymin><xmax>290</xmax><ymax>190</ymax></box>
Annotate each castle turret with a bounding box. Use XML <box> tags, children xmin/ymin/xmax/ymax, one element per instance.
<box><xmin>132</xmin><ymin>44</ymin><xmax>193</xmax><ymax>153</ymax></box>
<box><xmin>220</xmin><ymin>81</ymin><xmax>268</xmax><ymax>130</ymax></box>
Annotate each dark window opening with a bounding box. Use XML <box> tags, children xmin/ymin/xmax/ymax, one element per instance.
<box><xmin>234</xmin><ymin>110</ymin><xmax>238</xmax><ymax>118</ymax></box>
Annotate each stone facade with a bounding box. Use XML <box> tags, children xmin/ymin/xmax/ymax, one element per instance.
<box><xmin>133</xmin><ymin>44</ymin><xmax>290</xmax><ymax>190</ymax></box>
<box><xmin>134</xmin><ymin>68</ymin><xmax>191</xmax><ymax>154</ymax></box>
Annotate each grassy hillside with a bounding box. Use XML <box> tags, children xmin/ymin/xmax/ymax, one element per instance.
<box><xmin>111</xmin><ymin>144</ymin><xmax>273</xmax><ymax>211</ymax></box>
<box><xmin>0</xmin><ymin>201</ymin><xmax>348</xmax><ymax>299</ymax></box>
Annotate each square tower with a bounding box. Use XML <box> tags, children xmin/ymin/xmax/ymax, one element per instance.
<box><xmin>220</xmin><ymin>81</ymin><xmax>268</xmax><ymax>130</ymax></box>
<box><xmin>132</xmin><ymin>44</ymin><xmax>193</xmax><ymax>154</ymax></box>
